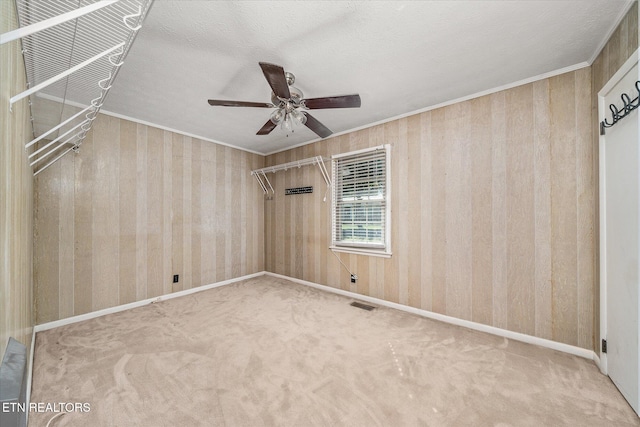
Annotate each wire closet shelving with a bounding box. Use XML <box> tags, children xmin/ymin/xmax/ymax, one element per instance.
<box><xmin>251</xmin><ymin>156</ymin><xmax>332</xmax><ymax>196</ymax></box>
<box><xmin>1</xmin><ymin>0</ymin><xmax>154</xmax><ymax>175</ymax></box>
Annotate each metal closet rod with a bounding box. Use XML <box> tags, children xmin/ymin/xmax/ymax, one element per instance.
<box><xmin>251</xmin><ymin>155</ymin><xmax>332</xmax><ymax>195</ymax></box>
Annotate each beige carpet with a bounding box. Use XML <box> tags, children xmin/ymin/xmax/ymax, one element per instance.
<box><xmin>29</xmin><ymin>276</ymin><xmax>639</xmax><ymax>426</ymax></box>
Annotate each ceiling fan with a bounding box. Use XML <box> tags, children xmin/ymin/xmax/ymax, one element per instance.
<box><xmin>207</xmin><ymin>62</ymin><xmax>361</xmax><ymax>138</ymax></box>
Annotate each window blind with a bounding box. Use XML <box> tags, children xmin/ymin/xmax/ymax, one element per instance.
<box><xmin>332</xmin><ymin>147</ymin><xmax>388</xmax><ymax>250</ymax></box>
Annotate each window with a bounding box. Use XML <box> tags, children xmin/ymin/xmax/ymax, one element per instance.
<box><xmin>331</xmin><ymin>145</ymin><xmax>391</xmax><ymax>257</ymax></box>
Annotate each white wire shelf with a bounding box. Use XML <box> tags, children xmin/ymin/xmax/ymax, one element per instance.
<box><xmin>251</xmin><ymin>156</ymin><xmax>332</xmax><ymax>196</ymax></box>
<box><xmin>2</xmin><ymin>0</ymin><xmax>154</xmax><ymax>176</ymax></box>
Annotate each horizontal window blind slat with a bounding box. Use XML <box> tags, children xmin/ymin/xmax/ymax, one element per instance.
<box><xmin>332</xmin><ymin>146</ymin><xmax>389</xmax><ymax>250</ymax></box>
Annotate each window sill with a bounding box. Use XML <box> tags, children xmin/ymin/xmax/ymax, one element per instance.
<box><xmin>330</xmin><ymin>246</ymin><xmax>392</xmax><ymax>258</ymax></box>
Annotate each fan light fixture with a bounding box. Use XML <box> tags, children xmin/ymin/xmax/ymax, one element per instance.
<box><xmin>207</xmin><ymin>62</ymin><xmax>361</xmax><ymax>138</ymax></box>
<box><xmin>269</xmin><ymin>96</ymin><xmax>307</xmax><ymax>132</ymax></box>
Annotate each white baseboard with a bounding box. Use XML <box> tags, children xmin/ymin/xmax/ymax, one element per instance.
<box><xmin>33</xmin><ymin>272</ymin><xmax>265</xmax><ymax>333</ymax></box>
<box><xmin>266</xmin><ymin>272</ymin><xmax>598</xmax><ymax>361</ymax></box>
<box><xmin>27</xmin><ymin>271</ymin><xmax>262</xmax><ymax>424</ymax></box>
<box><xmin>31</xmin><ymin>270</ymin><xmax>598</xmax><ymax>365</ymax></box>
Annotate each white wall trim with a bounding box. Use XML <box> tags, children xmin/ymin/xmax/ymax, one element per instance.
<box><xmin>265</xmin><ymin>272</ymin><xmax>597</xmax><ymax>361</ymax></box>
<box><xmin>587</xmin><ymin>0</ymin><xmax>637</xmax><ymax>65</ymax></box>
<box><xmin>263</xmin><ymin>62</ymin><xmax>590</xmax><ymax>156</ymax></box>
<box><xmin>38</xmin><ymin>58</ymin><xmax>594</xmax><ymax>159</ymax></box>
<box><xmin>34</xmin><ymin>93</ymin><xmax>265</xmax><ymax>156</ymax></box>
<box><xmin>31</xmin><ymin>270</ymin><xmax>597</xmax><ymax>365</ymax></box>
<box><xmin>33</xmin><ymin>272</ymin><xmax>265</xmax><ymax>333</ymax></box>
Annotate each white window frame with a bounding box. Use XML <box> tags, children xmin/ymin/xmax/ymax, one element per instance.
<box><xmin>330</xmin><ymin>144</ymin><xmax>392</xmax><ymax>258</ymax></box>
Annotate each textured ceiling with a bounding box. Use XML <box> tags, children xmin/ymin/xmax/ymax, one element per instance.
<box><xmin>100</xmin><ymin>0</ymin><xmax>631</xmax><ymax>154</ymax></box>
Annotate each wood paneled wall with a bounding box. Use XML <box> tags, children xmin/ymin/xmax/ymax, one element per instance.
<box><xmin>34</xmin><ymin>115</ymin><xmax>265</xmax><ymax>323</ymax></box>
<box><xmin>0</xmin><ymin>1</ymin><xmax>34</xmax><ymax>360</ymax></box>
<box><xmin>590</xmin><ymin>1</ymin><xmax>638</xmax><ymax>351</ymax></box>
<box><xmin>28</xmin><ymin>2</ymin><xmax>637</xmax><ymax>348</ymax></box>
<box><xmin>264</xmin><ymin>4</ymin><xmax>638</xmax><ymax>353</ymax></box>
<box><xmin>265</xmin><ymin>69</ymin><xmax>597</xmax><ymax>349</ymax></box>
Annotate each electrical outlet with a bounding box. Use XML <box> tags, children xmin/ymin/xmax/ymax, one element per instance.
<box><xmin>350</xmin><ymin>274</ymin><xmax>357</xmax><ymax>283</ymax></box>
<box><xmin>173</xmin><ymin>274</ymin><xmax>179</xmax><ymax>283</ymax></box>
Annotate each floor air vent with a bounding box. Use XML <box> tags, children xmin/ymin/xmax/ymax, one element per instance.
<box><xmin>350</xmin><ymin>301</ymin><xmax>376</xmax><ymax>311</ymax></box>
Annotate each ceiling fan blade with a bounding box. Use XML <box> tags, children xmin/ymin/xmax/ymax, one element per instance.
<box><xmin>259</xmin><ymin>62</ymin><xmax>291</xmax><ymax>100</ymax></box>
<box><xmin>304</xmin><ymin>113</ymin><xmax>333</xmax><ymax>138</ymax></box>
<box><xmin>257</xmin><ymin>119</ymin><xmax>277</xmax><ymax>135</ymax></box>
<box><xmin>303</xmin><ymin>94</ymin><xmax>361</xmax><ymax>109</ymax></box>
<box><xmin>208</xmin><ymin>99</ymin><xmax>274</xmax><ymax>108</ymax></box>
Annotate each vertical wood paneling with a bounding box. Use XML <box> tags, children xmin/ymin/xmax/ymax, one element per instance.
<box><xmin>274</xmin><ymin>151</ymin><xmax>284</xmax><ymax>274</ymax></box>
<box><xmin>431</xmin><ymin>108</ymin><xmax>447</xmax><ymax>314</ymax></box>
<box><xmin>1</xmin><ymin>1</ymin><xmax>34</xmax><ymax>359</ymax></box>
<box><xmin>31</xmin><ymin>4</ymin><xmax>636</xmax><ymax>346</ymax></box>
<box><xmin>162</xmin><ymin>132</ymin><xmax>172</xmax><ymax>294</ymax></box>
<box><xmin>550</xmin><ymin>73</ymin><xmax>579</xmax><ymax>346</ymax></box>
<box><xmin>34</xmin><ymin>117</ymin><xmax>264</xmax><ymax>323</ymax></box>
<box><xmin>470</xmin><ymin>97</ymin><xmax>493</xmax><ymax>326</ymax></box>
<box><xmin>293</xmin><ymin>150</ymin><xmax>305</xmax><ymax>280</ymax></box>
<box><xmin>135</xmin><ymin>125</ymin><xmax>148</xmax><ymax>301</ymax></box>
<box><xmin>92</xmin><ymin>115</ymin><xmax>120</xmax><ymax>310</ymax></box>
<box><xmin>301</xmin><ymin>144</ymin><xmax>312</xmax><ymax>282</ymax></box>
<box><xmin>445</xmin><ymin>102</ymin><xmax>473</xmax><ymax>321</ymax></box>
<box><xmin>264</xmin><ymin>65</ymin><xmax>600</xmax><ymax>350</ymax></box>
<box><xmin>284</xmin><ymin>151</ymin><xmax>293</xmax><ymax>278</ymax></box>
<box><xmin>183</xmin><ymin>137</ymin><xmax>192</xmax><ymax>289</ymax></box>
<box><xmin>58</xmin><ymin>153</ymin><xmax>75</xmax><ymax>319</ymax></box>
<box><xmin>172</xmin><ymin>133</ymin><xmax>184</xmax><ymax>292</ymax></box>
<box><xmin>533</xmin><ymin>79</ymin><xmax>552</xmax><ymax>340</ymax></box>
<box><xmin>506</xmin><ymin>84</ymin><xmax>535</xmax><ymax>336</ymax></box>
<box><xmin>35</xmin><ymin>161</ymin><xmax>60</xmax><ymax>322</ymax></box>
<box><xmin>406</xmin><ymin>115</ymin><xmax>421</xmax><ymax>308</ymax></box>
<box><xmin>240</xmin><ymin>151</ymin><xmax>247</xmax><ymax>277</ymax></box>
<box><xmin>419</xmin><ymin>112</ymin><xmax>433</xmax><ymax>312</ymax></box>
<box><xmin>119</xmin><ymin>120</ymin><xmax>137</xmax><ymax>304</ymax></box>
<box><xmin>191</xmin><ymin>139</ymin><xmax>202</xmax><ymax>290</ymax></box>
<box><xmin>491</xmin><ymin>91</ymin><xmax>508</xmax><ymax>330</ymax></box>
<box><xmin>202</xmin><ymin>141</ymin><xmax>216</xmax><ymax>284</ymax></box>
<box><xmin>216</xmin><ymin>145</ymin><xmax>227</xmax><ymax>281</ymax></box>
<box><xmin>251</xmin><ymin>154</ymin><xmax>263</xmax><ymax>273</ymax></box>
<box><xmin>226</xmin><ymin>147</ymin><xmax>237</xmax><ymax>279</ymax></box>
<box><xmin>397</xmin><ymin>118</ymin><xmax>409</xmax><ymax>305</ymax></box>
<box><xmin>575</xmin><ymin>67</ymin><xmax>594</xmax><ymax>350</ymax></box>
<box><xmin>146</xmin><ymin>127</ymin><xmax>164</xmax><ymax>299</ymax></box>
<box><xmin>75</xmin><ymin>132</ymin><xmax>94</xmax><ymax>314</ymax></box>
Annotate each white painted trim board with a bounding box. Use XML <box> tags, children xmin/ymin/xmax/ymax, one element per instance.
<box><xmin>35</xmin><ymin>61</ymin><xmax>590</xmax><ymax>158</ymax></box>
<box><xmin>29</xmin><ymin>270</ymin><xmax>600</xmax><ymax>401</ymax></box>
<box><xmin>33</xmin><ymin>272</ymin><xmax>264</xmax><ymax>333</ymax></box>
<box><xmin>26</xmin><ymin>272</ymin><xmax>264</xmax><ymax>418</ymax></box>
<box><xmin>264</xmin><ymin>272</ymin><xmax>598</xmax><ymax>362</ymax></box>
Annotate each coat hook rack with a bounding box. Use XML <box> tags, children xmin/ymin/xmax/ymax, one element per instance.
<box><xmin>600</xmin><ymin>80</ymin><xmax>640</xmax><ymax>135</ymax></box>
